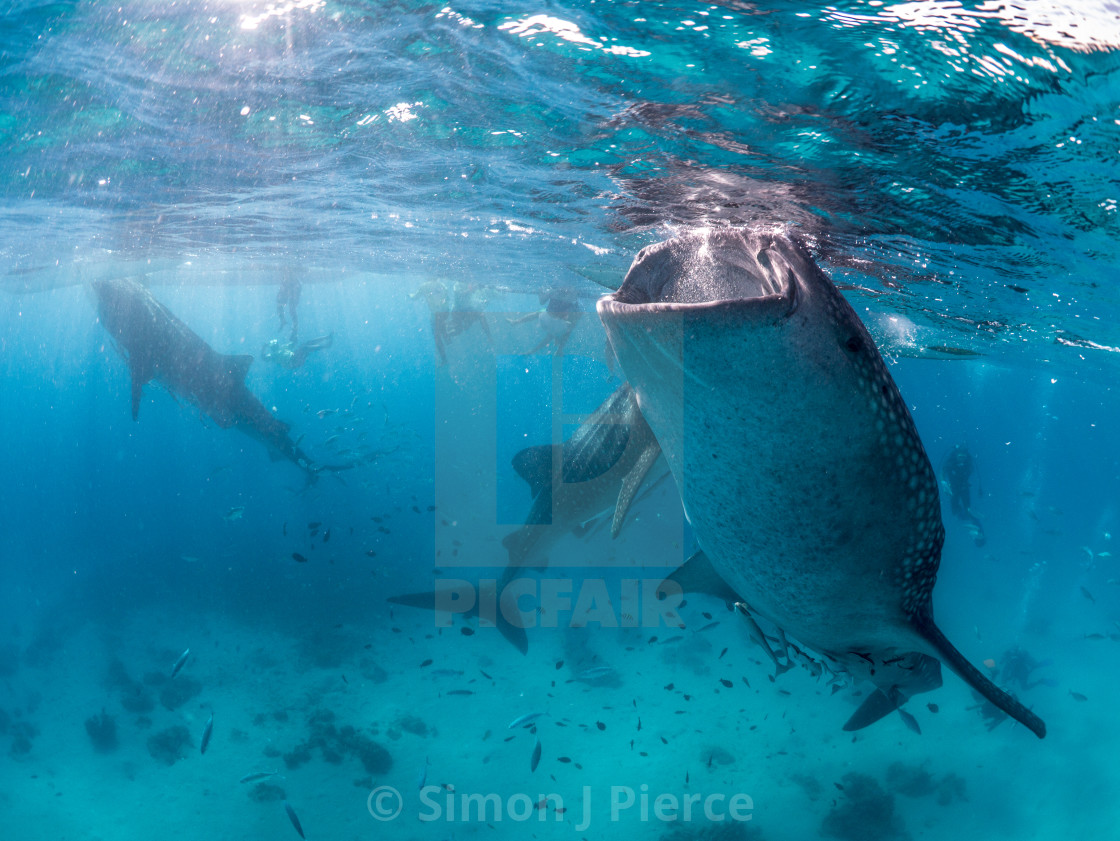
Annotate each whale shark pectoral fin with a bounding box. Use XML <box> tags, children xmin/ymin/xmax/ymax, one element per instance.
<box><xmin>610</xmin><ymin>437</ymin><xmax>662</xmax><ymax>538</ymax></box>
<box><xmin>912</xmin><ymin>610</ymin><xmax>1046</xmax><ymax>739</ymax></box>
<box><xmin>388</xmin><ymin>587</ymin><xmax>481</xmax><ymax>621</ymax></box>
<box><xmin>389</xmin><ymin>583</ymin><xmax>530</xmax><ymax>656</ymax></box>
<box><xmin>659</xmin><ymin>550</ymin><xmax>742</xmax><ymax>604</ymax></box>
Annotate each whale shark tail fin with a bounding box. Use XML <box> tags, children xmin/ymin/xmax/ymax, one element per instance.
<box><xmin>913</xmin><ymin>611</ymin><xmax>1046</xmax><ymax>738</ymax></box>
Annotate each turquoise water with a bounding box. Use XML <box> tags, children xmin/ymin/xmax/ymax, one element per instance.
<box><xmin>2</xmin><ymin>2</ymin><xmax>1119</xmax><ymax>839</ymax></box>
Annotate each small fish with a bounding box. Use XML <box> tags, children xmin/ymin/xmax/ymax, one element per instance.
<box><xmin>555</xmin><ymin>660</ymin><xmax>564</xmax><ymax>670</ymax></box>
<box><xmin>574</xmin><ymin>666</ymin><xmax>614</xmax><ymax>681</ymax></box>
<box><xmin>317</xmin><ymin>409</ymin><xmax>335</xmax><ymax>418</ymax></box>
<box><xmin>530</xmin><ymin>738</ymin><xmax>542</xmax><ymax>773</ymax></box>
<box><xmin>897</xmin><ymin>708</ymin><xmax>921</xmax><ymax>735</ymax></box>
<box><xmin>420</xmin><ymin>659</ymin><xmax>433</xmax><ymax>668</ymax></box>
<box><xmin>659</xmin><ymin>635</ymin><xmax>684</xmax><ymax>645</ymax></box>
<box><xmin>718</xmin><ymin>647</ymin><xmax>728</xmax><ymax>660</ymax></box>
<box><xmin>1070</xmin><ymin>691</ymin><xmax>1088</xmax><ymax>702</ymax></box>
<box><xmin>292</xmin><ymin>553</ymin><xmax>309</xmax><ymax>563</ymax></box>
<box><xmin>509</xmin><ymin>712</ymin><xmax>545</xmax><ymax>729</ymax></box>
<box><xmin>171</xmin><ymin>648</ymin><xmax>190</xmax><ymax>678</ymax></box>
<box><xmin>927</xmin><ymin>703</ymin><xmax>939</xmax><ymax>714</ymax></box>
<box><xmin>284</xmin><ymin>800</ymin><xmax>306</xmax><ymax>839</ymax></box>
<box><xmin>596</xmin><ymin>721</ymin><xmax>606</xmax><ymax>731</ymax></box>
<box><xmin>719</xmin><ymin>678</ymin><xmax>733</xmax><ymax>689</ymax></box>
<box><xmin>460</xmin><ymin>627</ymin><xmax>474</xmax><ymax>636</ymax></box>
<box><xmin>239</xmin><ymin>770</ymin><xmax>278</xmax><ymax>784</ymax></box>
<box><xmin>557</xmin><ymin>756</ymin><xmax>572</xmax><ymax>764</ymax></box>
<box><xmin>323</xmin><ymin>529</ymin><xmax>331</xmax><ymax>543</ymax></box>
<box><xmin>446</xmin><ymin>689</ymin><xmax>474</xmax><ymax>696</ymax></box>
<box><xmin>417</xmin><ymin>757</ymin><xmax>429</xmax><ymax>790</ymax></box>
<box><xmin>1081</xmin><ymin>586</ymin><xmax>1095</xmax><ymax>604</ymax></box>
<box><xmin>200</xmin><ymin>712</ymin><xmax>214</xmax><ymax>755</ymax></box>
<box><xmin>223</xmin><ymin>506</ymin><xmax>245</xmax><ymax>521</ymax></box>
<box><xmin>1084</xmin><ymin>633</ymin><xmax>1106</xmax><ymax>640</ymax></box>
<box><xmin>697</xmin><ymin>621</ymin><xmax>720</xmax><ymax>632</ymax></box>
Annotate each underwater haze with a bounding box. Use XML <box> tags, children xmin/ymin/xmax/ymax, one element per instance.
<box><xmin>2</xmin><ymin>2</ymin><xmax>1119</xmax><ymax>840</ymax></box>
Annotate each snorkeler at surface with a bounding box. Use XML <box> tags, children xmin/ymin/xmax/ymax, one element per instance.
<box><xmin>449</xmin><ymin>281</ymin><xmax>493</xmax><ymax>344</ymax></box>
<box><xmin>411</xmin><ymin>279</ymin><xmax>493</xmax><ymax>365</ymax></box>
<box><xmin>262</xmin><ymin>334</ymin><xmax>333</xmax><ymax>370</ymax></box>
<box><xmin>508</xmin><ymin>287</ymin><xmax>583</xmax><ymax>355</ymax></box>
<box><xmin>941</xmin><ymin>444</ymin><xmax>987</xmax><ymax>546</ymax></box>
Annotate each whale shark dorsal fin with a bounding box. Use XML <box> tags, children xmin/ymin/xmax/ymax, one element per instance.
<box><xmin>227</xmin><ymin>353</ymin><xmax>254</xmax><ymax>382</ymax></box>
<box><xmin>611</xmin><ymin>437</ymin><xmax>662</xmax><ymax>538</ymax></box>
<box><xmin>512</xmin><ymin>444</ymin><xmax>556</xmax><ymax>501</ymax></box>
<box><xmin>661</xmin><ymin>550</ymin><xmax>742</xmax><ymax>604</ymax></box>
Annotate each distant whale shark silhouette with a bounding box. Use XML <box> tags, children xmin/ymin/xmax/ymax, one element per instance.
<box><xmin>598</xmin><ymin>227</ymin><xmax>1045</xmax><ymax>739</ymax></box>
<box><xmin>93</xmin><ymin>277</ymin><xmax>315</xmax><ymax>474</ymax></box>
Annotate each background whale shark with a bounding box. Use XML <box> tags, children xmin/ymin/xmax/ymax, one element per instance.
<box><xmin>598</xmin><ymin>227</ymin><xmax>1046</xmax><ymax>739</ymax></box>
<box><xmin>391</xmin><ymin>383</ymin><xmax>669</xmax><ymax>654</ymax></box>
<box><xmin>93</xmin><ymin>277</ymin><xmax>315</xmax><ymax>474</ymax></box>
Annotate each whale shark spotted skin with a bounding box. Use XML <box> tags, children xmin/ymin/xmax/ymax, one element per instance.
<box><xmin>598</xmin><ymin>227</ymin><xmax>1045</xmax><ymax>738</ymax></box>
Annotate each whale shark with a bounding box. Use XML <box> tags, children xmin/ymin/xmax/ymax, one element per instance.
<box><xmin>597</xmin><ymin>227</ymin><xmax>1045</xmax><ymax>738</ymax></box>
<box><xmin>390</xmin><ymin>383</ymin><xmax>668</xmax><ymax>653</ymax></box>
<box><xmin>93</xmin><ymin>277</ymin><xmax>315</xmax><ymax>474</ymax></box>
<box><xmin>499</xmin><ymin>383</ymin><xmax>666</xmax><ymax>583</ymax></box>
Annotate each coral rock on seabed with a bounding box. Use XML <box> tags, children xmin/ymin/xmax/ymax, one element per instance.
<box><xmin>147</xmin><ymin>725</ymin><xmax>192</xmax><ymax>766</ymax></box>
<box><xmin>822</xmin><ymin>772</ymin><xmax>910</xmax><ymax>841</ymax></box>
<box><xmin>85</xmin><ymin>709</ymin><xmax>119</xmax><ymax>753</ymax></box>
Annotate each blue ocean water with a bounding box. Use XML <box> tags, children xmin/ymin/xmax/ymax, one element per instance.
<box><xmin>2</xmin><ymin>1</ymin><xmax>1119</xmax><ymax>839</ymax></box>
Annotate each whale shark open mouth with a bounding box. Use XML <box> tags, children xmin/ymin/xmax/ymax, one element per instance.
<box><xmin>598</xmin><ymin>226</ymin><xmax>1046</xmax><ymax>739</ymax></box>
